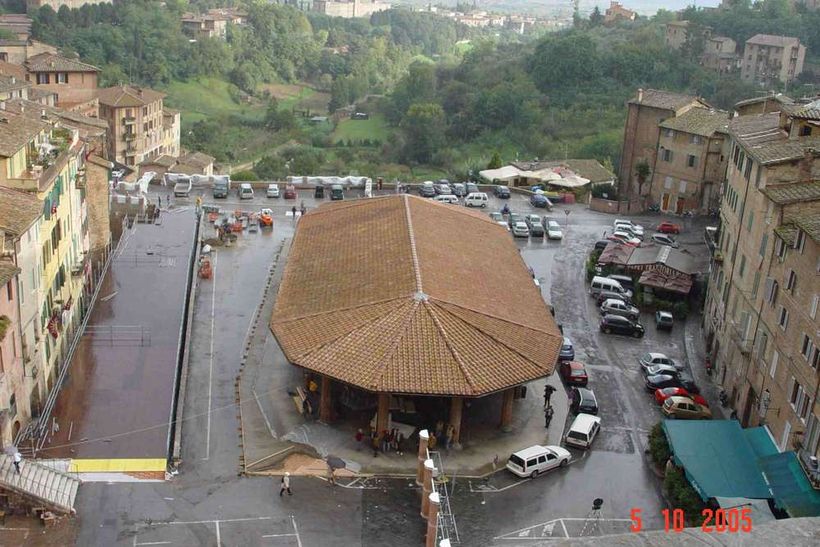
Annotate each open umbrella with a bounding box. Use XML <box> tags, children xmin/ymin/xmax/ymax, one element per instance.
<box><xmin>326</xmin><ymin>455</ymin><xmax>346</xmax><ymax>470</ymax></box>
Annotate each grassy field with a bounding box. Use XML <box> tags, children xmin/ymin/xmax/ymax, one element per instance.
<box><xmin>164</xmin><ymin>77</ymin><xmax>266</xmax><ymax>126</ymax></box>
<box><xmin>331</xmin><ymin>113</ymin><xmax>390</xmax><ymax>143</ymax></box>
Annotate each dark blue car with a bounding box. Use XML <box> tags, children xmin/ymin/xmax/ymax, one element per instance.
<box><xmin>530</xmin><ymin>194</ymin><xmax>550</xmax><ymax>208</ymax></box>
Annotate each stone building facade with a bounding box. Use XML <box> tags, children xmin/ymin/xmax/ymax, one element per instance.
<box><xmin>703</xmin><ymin>105</ymin><xmax>820</xmax><ymax>462</ymax></box>
<box><xmin>741</xmin><ymin>34</ymin><xmax>806</xmax><ymax>85</ymax></box>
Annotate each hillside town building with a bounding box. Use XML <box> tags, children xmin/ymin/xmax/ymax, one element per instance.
<box><xmin>741</xmin><ymin>34</ymin><xmax>806</xmax><ymax>85</ymax></box>
<box><xmin>604</xmin><ymin>1</ymin><xmax>636</xmax><ymax>25</ymax></box>
<box><xmin>24</xmin><ymin>52</ymin><xmax>100</xmax><ymax>114</ymax></box>
<box><xmin>312</xmin><ymin>0</ymin><xmax>390</xmax><ymax>18</ymax></box>
<box><xmin>703</xmin><ymin>103</ymin><xmax>820</xmax><ymax>464</ymax></box>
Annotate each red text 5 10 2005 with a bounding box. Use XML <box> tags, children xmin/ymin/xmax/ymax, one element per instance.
<box><xmin>629</xmin><ymin>507</ymin><xmax>753</xmax><ymax>533</ymax></box>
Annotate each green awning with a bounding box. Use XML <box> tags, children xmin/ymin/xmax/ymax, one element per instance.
<box><xmin>663</xmin><ymin>420</ymin><xmax>774</xmax><ymax>501</ymax></box>
<box><xmin>759</xmin><ymin>452</ymin><xmax>820</xmax><ymax>518</ymax></box>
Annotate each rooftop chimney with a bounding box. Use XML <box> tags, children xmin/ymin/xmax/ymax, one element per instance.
<box><xmin>637</xmin><ymin>88</ymin><xmax>644</xmax><ymax>103</ymax></box>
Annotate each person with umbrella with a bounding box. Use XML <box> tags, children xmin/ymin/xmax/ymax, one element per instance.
<box><xmin>326</xmin><ymin>455</ymin><xmax>346</xmax><ymax>486</ymax></box>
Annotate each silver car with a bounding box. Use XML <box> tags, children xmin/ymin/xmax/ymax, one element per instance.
<box><xmin>600</xmin><ymin>298</ymin><xmax>640</xmax><ymax>321</ymax></box>
<box><xmin>512</xmin><ymin>221</ymin><xmax>530</xmax><ymax>238</ymax></box>
<box><xmin>651</xmin><ymin>234</ymin><xmax>679</xmax><ymax>248</ymax></box>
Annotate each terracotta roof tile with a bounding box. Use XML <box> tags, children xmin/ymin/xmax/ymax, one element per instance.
<box><xmin>659</xmin><ymin>107</ymin><xmax>730</xmax><ymax>137</ymax></box>
<box><xmin>97</xmin><ymin>85</ymin><xmax>164</xmax><ymax>108</ymax></box>
<box><xmin>762</xmin><ymin>181</ymin><xmax>820</xmax><ymax>204</ymax></box>
<box><xmin>0</xmin><ymin>258</ymin><xmax>20</xmax><ymax>286</ymax></box>
<box><xmin>271</xmin><ymin>194</ymin><xmax>562</xmax><ymax>397</ymax></box>
<box><xmin>25</xmin><ymin>52</ymin><xmax>99</xmax><ymax>73</ymax></box>
<box><xmin>0</xmin><ymin>186</ymin><xmax>41</xmax><ymax>236</ymax></box>
<box><xmin>628</xmin><ymin>89</ymin><xmax>705</xmax><ymax>111</ymax></box>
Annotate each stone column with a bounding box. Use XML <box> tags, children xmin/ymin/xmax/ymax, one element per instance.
<box><xmin>416</xmin><ymin>429</ymin><xmax>429</xmax><ymax>485</ymax></box>
<box><xmin>426</xmin><ymin>492</ymin><xmax>440</xmax><ymax>547</ymax></box>
<box><xmin>376</xmin><ymin>392</ymin><xmax>390</xmax><ymax>434</ymax></box>
<box><xmin>448</xmin><ymin>397</ymin><xmax>463</xmax><ymax>448</ymax></box>
<box><xmin>319</xmin><ymin>376</ymin><xmax>333</xmax><ymax>423</ymax></box>
<box><xmin>499</xmin><ymin>388</ymin><xmax>515</xmax><ymax>431</ymax></box>
<box><xmin>421</xmin><ymin>458</ymin><xmax>436</xmax><ymax>519</ymax></box>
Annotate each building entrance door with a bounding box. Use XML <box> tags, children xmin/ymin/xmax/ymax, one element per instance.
<box><xmin>675</xmin><ymin>197</ymin><xmax>685</xmax><ymax>214</ymax></box>
<box><xmin>661</xmin><ymin>193</ymin><xmax>670</xmax><ymax>211</ymax></box>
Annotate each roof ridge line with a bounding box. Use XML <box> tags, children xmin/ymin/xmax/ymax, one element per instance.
<box><xmin>430</xmin><ymin>297</ymin><xmax>559</xmax><ymax>336</ymax></box>
<box><xmin>367</xmin><ymin>299</ymin><xmax>422</xmax><ymax>391</ymax></box>
<box><xmin>428</xmin><ymin>301</ymin><xmax>558</xmax><ymax>380</ymax></box>
<box><xmin>271</xmin><ymin>295</ymin><xmax>411</xmax><ymax>324</ymax></box>
<box><xmin>424</xmin><ymin>301</ymin><xmax>478</xmax><ymax>394</ymax></box>
<box><xmin>402</xmin><ymin>195</ymin><xmax>423</xmax><ymax>293</ymax></box>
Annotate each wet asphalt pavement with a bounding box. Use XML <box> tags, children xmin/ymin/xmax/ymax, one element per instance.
<box><xmin>75</xmin><ymin>187</ymin><xmax>717</xmax><ymax>545</ymax></box>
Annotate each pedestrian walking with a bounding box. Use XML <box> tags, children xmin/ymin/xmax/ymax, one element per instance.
<box><xmin>327</xmin><ymin>463</ymin><xmax>336</xmax><ymax>485</ymax></box>
<box><xmin>300</xmin><ymin>201</ymin><xmax>307</xmax><ymax>216</ymax></box>
<box><xmin>442</xmin><ymin>427</ymin><xmax>450</xmax><ymax>451</ymax></box>
<box><xmin>355</xmin><ymin>428</ymin><xmax>364</xmax><ymax>450</ymax></box>
<box><xmin>13</xmin><ymin>451</ymin><xmax>21</xmax><ymax>474</ymax></box>
<box><xmin>371</xmin><ymin>431</ymin><xmax>380</xmax><ymax>457</ymax></box>
<box><xmin>390</xmin><ymin>428</ymin><xmax>399</xmax><ymax>452</ymax></box>
<box><xmin>279</xmin><ymin>472</ymin><xmax>292</xmax><ymax>496</ymax></box>
<box><xmin>396</xmin><ymin>433</ymin><xmax>405</xmax><ymax>456</ymax></box>
<box><xmin>445</xmin><ymin>425</ymin><xmax>455</xmax><ymax>450</ymax></box>
<box><xmin>544</xmin><ymin>385</ymin><xmax>556</xmax><ymax>408</ymax></box>
<box><xmin>544</xmin><ymin>406</ymin><xmax>554</xmax><ymax>429</ymax></box>
<box><xmin>291</xmin><ymin>205</ymin><xmax>297</xmax><ymax>219</ymax></box>
<box><xmin>381</xmin><ymin>430</ymin><xmax>391</xmax><ymax>453</ymax></box>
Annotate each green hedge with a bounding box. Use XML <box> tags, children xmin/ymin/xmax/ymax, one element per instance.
<box><xmin>648</xmin><ymin>422</ymin><xmax>670</xmax><ymax>467</ymax></box>
<box><xmin>664</xmin><ymin>467</ymin><xmax>706</xmax><ymax>525</ymax></box>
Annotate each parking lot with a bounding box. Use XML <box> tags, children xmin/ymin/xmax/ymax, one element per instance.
<box><xmin>132</xmin><ymin>515</ymin><xmax>302</xmax><ymax>547</ymax></box>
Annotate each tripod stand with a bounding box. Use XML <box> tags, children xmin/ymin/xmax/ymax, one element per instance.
<box><xmin>580</xmin><ymin>498</ymin><xmax>604</xmax><ymax>537</ymax></box>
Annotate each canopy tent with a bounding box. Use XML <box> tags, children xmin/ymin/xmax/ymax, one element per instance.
<box><xmin>759</xmin><ymin>452</ymin><xmax>820</xmax><ymax>518</ymax></box>
<box><xmin>479</xmin><ymin>165</ymin><xmax>590</xmax><ymax>188</ymax></box>
<box><xmin>663</xmin><ymin>420</ymin><xmax>775</xmax><ymax>501</ymax></box>
<box><xmin>714</xmin><ymin>497</ymin><xmax>776</xmax><ymax>525</ymax></box>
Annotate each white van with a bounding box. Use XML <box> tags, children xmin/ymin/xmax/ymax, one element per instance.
<box><xmin>239</xmin><ymin>183</ymin><xmax>254</xmax><ymax>200</ymax></box>
<box><xmin>464</xmin><ymin>192</ymin><xmax>488</xmax><ymax>208</ymax></box>
<box><xmin>506</xmin><ymin>445</ymin><xmax>572</xmax><ymax>478</ymax></box>
<box><xmin>564</xmin><ymin>413</ymin><xmax>601</xmax><ymax>449</ymax></box>
<box><xmin>590</xmin><ymin>275</ymin><xmax>632</xmax><ymax>299</ymax></box>
<box><xmin>434</xmin><ymin>194</ymin><xmax>460</xmax><ymax>204</ymax></box>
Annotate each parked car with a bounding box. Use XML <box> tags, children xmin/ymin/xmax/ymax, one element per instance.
<box><xmin>654</xmin><ymin>387</ymin><xmax>708</xmax><ymax>407</ymax></box>
<box><xmin>465</xmin><ymin>182</ymin><xmax>479</xmax><ymax>194</ymax></box>
<box><xmin>512</xmin><ymin>221</ymin><xmax>530</xmax><ymax>238</ymax></box>
<box><xmin>655</xmin><ymin>311</ymin><xmax>674</xmax><ymax>331</ymax></box>
<box><xmin>614</xmin><ymin>223</ymin><xmax>644</xmax><ymax>240</ymax></box>
<box><xmin>645</xmin><ymin>374</ymin><xmax>699</xmax><ymax>393</ymax></box>
<box><xmin>330</xmin><ymin>184</ymin><xmax>344</xmax><ymax>200</ymax></box>
<box><xmin>657</xmin><ymin>222</ymin><xmax>681</xmax><ymax>234</ymax></box>
<box><xmin>599</xmin><ymin>314</ymin><xmax>644</xmax><ymax>337</ymax></box>
<box><xmin>564</xmin><ymin>413</ymin><xmax>601</xmax><ymax>449</ymax></box>
<box><xmin>559</xmin><ymin>337</ymin><xmax>575</xmax><ymax>361</ymax></box>
<box><xmin>607</xmin><ymin>231</ymin><xmax>641</xmax><ymax>247</ymax></box>
<box><xmin>545</xmin><ymin>220</ymin><xmax>563</xmax><ymax>240</ymax></box>
<box><xmin>643</xmin><ymin>364</ymin><xmax>679</xmax><ymax>378</ymax></box>
<box><xmin>508</xmin><ymin>213</ymin><xmax>525</xmax><ymax>227</ymax></box>
<box><xmin>266</xmin><ymin>184</ymin><xmax>280</xmax><ymax>198</ymax></box>
<box><xmin>464</xmin><ymin>192</ymin><xmax>488</xmax><ymax>207</ymax></box>
<box><xmin>314</xmin><ymin>185</ymin><xmax>324</xmax><ymax>199</ymax></box>
<box><xmin>559</xmin><ymin>361</ymin><xmax>589</xmax><ymax>387</ymax></box>
<box><xmin>506</xmin><ymin>445</ymin><xmax>571</xmax><ymax>478</ymax></box>
<box><xmin>600</xmin><ymin>298</ymin><xmax>640</xmax><ymax>321</ymax></box>
<box><xmin>651</xmin><ymin>234</ymin><xmax>679</xmax><ymax>248</ymax></box>
<box><xmin>594</xmin><ymin>240</ymin><xmax>610</xmax><ymax>251</ymax></box>
<box><xmin>525</xmin><ymin>215</ymin><xmax>545</xmax><ymax>237</ymax></box>
<box><xmin>596</xmin><ymin>290</ymin><xmax>631</xmax><ymax>307</ymax></box>
<box><xmin>435</xmin><ymin>183</ymin><xmax>452</xmax><ymax>195</ymax></box>
<box><xmin>607</xmin><ymin>274</ymin><xmax>635</xmax><ymax>293</ymax></box>
<box><xmin>570</xmin><ymin>387</ymin><xmax>598</xmax><ymax>415</ymax></box>
<box><xmin>662</xmin><ymin>396</ymin><xmax>712</xmax><ymax>420</ymax></box>
<box><xmin>238</xmin><ymin>182</ymin><xmax>253</xmax><ymax>200</ymax></box>
<box><xmin>434</xmin><ymin>194</ymin><xmax>459</xmax><ymax>204</ymax></box>
<box><xmin>452</xmin><ymin>183</ymin><xmax>466</xmax><ymax>197</ymax></box>
<box><xmin>283</xmin><ymin>185</ymin><xmax>297</xmax><ymax>199</ymax></box>
<box><xmin>494</xmin><ymin>185</ymin><xmax>511</xmax><ymax>198</ymax></box>
<box><xmin>613</xmin><ymin>219</ymin><xmax>644</xmax><ymax>236</ymax></box>
<box><xmin>530</xmin><ymin>194</ymin><xmax>551</xmax><ymax>208</ymax></box>
<box><xmin>640</xmin><ymin>352</ymin><xmax>681</xmax><ymax>372</ymax></box>
<box><xmin>489</xmin><ymin>212</ymin><xmax>504</xmax><ymax>222</ymax></box>
<box><xmin>419</xmin><ymin>181</ymin><xmax>436</xmax><ymax>197</ymax></box>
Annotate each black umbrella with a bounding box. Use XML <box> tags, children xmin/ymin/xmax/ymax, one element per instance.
<box><xmin>326</xmin><ymin>455</ymin><xmax>346</xmax><ymax>470</ymax></box>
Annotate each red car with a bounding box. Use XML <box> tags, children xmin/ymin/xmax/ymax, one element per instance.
<box><xmin>283</xmin><ymin>185</ymin><xmax>297</xmax><ymax>199</ymax></box>
<box><xmin>656</xmin><ymin>222</ymin><xmax>681</xmax><ymax>234</ymax></box>
<box><xmin>654</xmin><ymin>387</ymin><xmax>707</xmax><ymax>407</ymax></box>
<box><xmin>559</xmin><ymin>361</ymin><xmax>589</xmax><ymax>387</ymax></box>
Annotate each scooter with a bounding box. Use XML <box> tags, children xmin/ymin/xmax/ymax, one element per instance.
<box><xmin>705</xmin><ymin>358</ymin><xmax>712</xmax><ymax>376</ymax></box>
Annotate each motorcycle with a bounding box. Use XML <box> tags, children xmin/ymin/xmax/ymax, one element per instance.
<box><xmin>705</xmin><ymin>358</ymin><xmax>712</xmax><ymax>376</ymax></box>
<box><xmin>648</xmin><ymin>204</ymin><xmax>660</xmax><ymax>213</ymax></box>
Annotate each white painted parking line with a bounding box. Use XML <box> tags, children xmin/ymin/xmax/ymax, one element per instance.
<box><xmin>134</xmin><ymin>515</ymin><xmax>302</xmax><ymax>546</ymax></box>
<box><xmin>215</xmin><ymin>521</ymin><xmax>221</xmax><ymax>546</ymax></box>
<box><xmin>291</xmin><ymin>515</ymin><xmax>303</xmax><ymax>547</ymax></box>
<box><xmin>135</xmin><ymin>542</ymin><xmax>172</xmax><ymax>546</ymax></box>
<box><xmin>262</xmin><ymin>534</ymin><xmax>298</xmax><ymax>538</ymax></box>
<box><xmin>495</xmin><ymin>517</ymin><xmax>634</xmax><ymax>541</ymax></box>
<box><xmin>204</xmin><ymin>250</ymin><xmax>218</xmax><ymax>461</ymax></box>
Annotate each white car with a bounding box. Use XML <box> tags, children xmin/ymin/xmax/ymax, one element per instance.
<box><xmin>266</xmin><ymin>184</ymin><xmax>280</xmax><ymax>198</ymax></box>
<box><xmin>507</xmin><ymin>445</ymin><xmax>572</xmax><ymax>478</ymax></box>
<box><xmin>612</xmin><ymin>218</ymin><xmax>644</xmax><ymax>235</ymax></box>
<box><xmin>610</xmin><ymin>231</ymin><xmax>641</xmax><ymax>246</ymax></box>
<box><xmin>546</xmin><ymin>220</ymin><xmax>563</xmax><ymax>240</ymax></box>
<box><xmin>512</xmin><ymin>221</ymin><xmax>530</xmax><ymax>238</ymax></box>
<box><xmin>639</xmin><ymin>352</ymin><xmax>682</xmax><ymax>371</ymax></box>
<box><xmin>615</xmin><ymin>223</ymin><xmax>644</xmax><ymax>239</ymax></box>
<box><xmin>497</xmin><ymin>221</ymin><xmax>511</xmax><ymax>231</ymax></box>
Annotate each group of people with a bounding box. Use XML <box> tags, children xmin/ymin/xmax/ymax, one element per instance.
<box><xmin>356</xmin><ymin>428</ymin><xmax>406</xmax><ymax>457</ymax></box>
<box><xmin>428</xmin><ymin>421</ymin><xmax>457</xmax><ymax>451</ymax></box>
